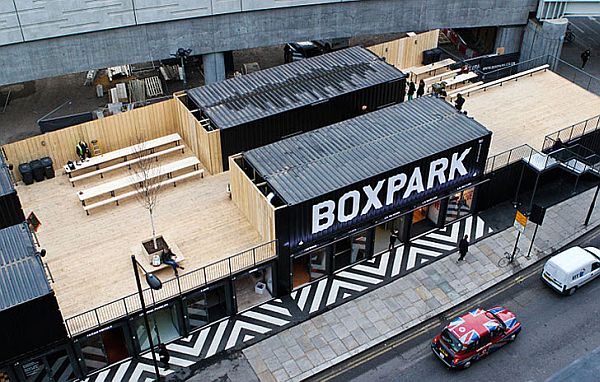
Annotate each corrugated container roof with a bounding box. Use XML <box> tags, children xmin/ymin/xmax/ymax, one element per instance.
<box><xmin>187</xmin><ymin>46</ymin><xmax>404</xmax><ymax>129</ymax></box>
<box><xmin>0</xmin><ymin>223</ymin><xmax>50</xmax><ymax>312</ymax></box>
<box><xmin>0</xmin><ymin>156</ymin><xmax>14</xmax><ymax>197</ymax></box>
<box><xmin>244</xmin><ymin>97</ymin><xmax>491</xmax><ymax>205</ymax></box>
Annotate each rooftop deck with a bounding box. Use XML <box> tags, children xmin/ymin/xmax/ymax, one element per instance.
<box><xmin>464</xmin><ymin>69</ymin><xmax>600</xmax><ymax>156</ymax></box>
<box><xmin>17</xmin><ymin>150</ymin><xmax>264</xmax><ymax>321</ymax></box>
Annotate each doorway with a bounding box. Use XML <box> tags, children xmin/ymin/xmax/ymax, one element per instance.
<box><xmin>411</xmin><ymin>201</ymin><xmax>441</xmax><ymax>237</ymax></box>
<box><xmin>293</xmin><ymin>247</ymin><xmax>328</xmax><ymax>289</ymax></box>
<box><xmin>446</xmin><ymin>187</ymin><xmax>475</xmax><ymax>222</ymax></box>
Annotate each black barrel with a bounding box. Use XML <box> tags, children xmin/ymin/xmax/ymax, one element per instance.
<box><xmin>18</xmin><ymin>163</ymin><xmax>34</xmax><ymax>185</ymax></box>
<box><xmin>29</xmin><ymin>160</ymin><xmax>45</xmax><ymax>182</ymax></box>
<box><xmin>40</xmin><ymin>157</ymin><xmax>54</xmax><ymax>179</ymax></box>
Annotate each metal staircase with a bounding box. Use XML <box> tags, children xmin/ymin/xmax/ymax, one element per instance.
<box><xmin>522</xmin><ymin>143</ymin><xmax>600</xmax><ymax>178</ymax></box>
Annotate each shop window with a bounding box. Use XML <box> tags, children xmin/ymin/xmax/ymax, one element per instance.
<box><xmin>374</xmin><ymin>216</ymin><xmax>407</xmax><ymax>254</ymax></box>
<box><xmin>79</xmin><ymin>325</ymin><xmax>129</xmax><ymax>373</ymax></box>
<box><xmin>234</xmin><ymin>265</ymin><xmax>274</xmax><ymax>312</ymax></box>
<box><xmin>446</xmin><ymin>188</ymin><xmax>474</xmax><ymax>222</ymax></box>
<box><xmin>293</xmin><ymin>247</ymin><xmax>329</xmax><ymax>289</ymax></box>
<box><xmin>20</xmin><ymin>348</ymin><xmax>77</xmax><ymax>382</ymax></box>
<box><xmin>411</xmin><ymin>202</ymin><xmax>439</xmax><ymax>238</ymax></box>
<box><xmin>186</xmin><ymin>286</ymin><xmax>227</xmax><ymax>331</ymax></box>
<box><xmin>132</xmin><ymin>305</ymin><xmax>181</xmax><ymax>351</ymax></box>
<box><xmin>334</xmin><ymin>233</ymin><xmax>368</xmax><ymax>271</ymax></box>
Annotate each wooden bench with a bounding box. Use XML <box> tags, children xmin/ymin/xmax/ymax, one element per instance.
<box><xmin>65</xmin><ymin>133</ymin><xmax>182</xmax><ymax>177</ymax></box>
<box><xmin>78</xmin><ymin>156</ymin><xmax>201</xmax><ymax>207</ymax></box>
<box><xmin>423</xmin><ymin>68</ymin><xmax>461</xmax><ymax>87</ymax></box>
<box><xmin>69</xmin><ymin>145</ymin><xmax>185</xmax><ymax>186</ymax></box>
<box><xmin>446</xmin><ymin>81</ymin><xmax>484</xmax><ymax>99</ymax></box>
<box><xmin>83</xmin><ymin>169</ymin><xmax>204</xmax><ymax>214</ymax></box>
<box><xmin>452</xmin><ymin>64</ymin><xmax>549</xmax><ymax>99</ymax></box>
<box><xmin>442</xmin><ymin>72</ymin><xmax>479</xmax><ymax>90</ymax></box>
<box><xmin>410</xmin><ymin>59</ymin><xmax>455</xmax><ymax>81</ymax></box>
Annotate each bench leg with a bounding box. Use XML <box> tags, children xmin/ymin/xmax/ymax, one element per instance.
<box><xmin>116</xmin><ymin>199</ymin><xmax>119</xmax><ymax>206</ymax></box>
<box><xmin>86</xmin><ymin>210</ymin><xmax>90</xmax><ymax>216</ymax></box>
<box><xmin>100</xmin><ymin>173</ymin><xmax>104</xmax><ymax>179</ymax></box>
<box><xmin>173</xmin><ymin>182</ymin><xmax>177</xmax><ymax>187</ymax></box>
<box><xmin>110</xmin><ymin>191</ymin><xmax>115</xmax><ymax>197</ymax></box>
<box><xmin>72</xmin><ymin>182</ymin><xmax>75</xmax><ymax>187</ymax></box>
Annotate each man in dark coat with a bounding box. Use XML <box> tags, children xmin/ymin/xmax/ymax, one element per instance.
<box><xmin>407</xmin><ymin>81</ymin><xmax>416</xmax><ymax>100</ymax></box>
<box><xmin>389</xmin><ymin>229</ymin><xmax>399</xmax><ymax>251</ymax></box>
<box><xmin>458</xmin><ymin>234</ymin><xmax>469</xmax><ymax>262</ymax></box>
<box><xmin>455</xmin><ymin>93</ymin><xmax>465</xmax><ymax>111</ymax></box>
<box><xmin>581</xmin><ymin>49</ymin><xmax>591</xmax><ymax>69</ymax></box>
<box><xmin>158</xmin><ymin>343</ymin><xmax>170</xmax><ymax>369</ymax></box>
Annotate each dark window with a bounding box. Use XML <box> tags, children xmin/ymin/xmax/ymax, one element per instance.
<box><xmin>440</xmin><ymin>329</ymin><xmax>462</xmax><ymax>352</ymax></box>
<box><xmin>593</xmin><ymin>262</ymin><xmax>600</xmax><ymax>271</ymax></box>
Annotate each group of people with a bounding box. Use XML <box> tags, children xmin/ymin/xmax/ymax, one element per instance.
<box><xmin>406</xmin><ymin>79</ymin><xmax>426</xmax><ymax>100</ymax></box>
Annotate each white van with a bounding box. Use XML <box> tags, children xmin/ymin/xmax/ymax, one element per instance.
<box><xmin>542</xmin><ymin>246</ymin><xmax>600</xmax><ymax>295</ymax></box>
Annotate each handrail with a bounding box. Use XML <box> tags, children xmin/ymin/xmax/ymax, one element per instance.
<box><xmin>64</xmin><ymin>239</ymin><xmax>278</xmax><ymax>337</ymax></box>
<box><xmin>484</xmin><ymin>144</ymin><xmax>537</xmax><ymax>174</ymax></box>
<box><xmin>542</xmin><ymin>114</ymin><xmax>600</xmax><ymax>153</ymax></box>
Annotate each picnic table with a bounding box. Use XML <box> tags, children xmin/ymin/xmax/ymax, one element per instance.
<box><xmin>65</xmin><ymin>133</ymin><xmax>182</xmax><ymax>176</ymax></box>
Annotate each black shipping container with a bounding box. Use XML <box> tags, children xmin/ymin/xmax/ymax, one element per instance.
<box><xmin>188</xmin><ymin>47</ymin><xmax>406</xmax><ymax>170</ymax></box>
<box><xmin>29</xmin><ymin>160</ymin><xmax>45</xmax><ymax>182</ymax></box>
<box><xmin>243</xmin><ymin>97</ymin><xmax>492</xmax><ymax>252</ymax></box>
<box><xmin>0</xmin><ymin>223</ymin><xmax>66</xmax><ymax>362</ymax></box>
<box><xmin>18</xmin><ymin>163</ymin><xmax>34</xmax><ymax>185</ymax></box>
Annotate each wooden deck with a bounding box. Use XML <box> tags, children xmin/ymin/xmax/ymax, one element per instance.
<box><xmin>17</xmin><ymin>150</ymin><xmax>263</xmax><ymax>319</ymax></box>
<box><xmin>463</xmin><ymin>70</ymin><xmax>600</xmax><ymax>156</ymax></box>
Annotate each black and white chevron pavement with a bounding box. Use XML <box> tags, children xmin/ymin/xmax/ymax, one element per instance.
<box><xmin>85</xmin><ymin>215</ymin><xmax>494</xmax><ymax>381</ymax></box>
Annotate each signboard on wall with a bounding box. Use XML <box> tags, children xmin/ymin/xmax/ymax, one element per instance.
<box><xmin>277</xmin><ymin>137</ymin><xmax>492</xmax><ymax>251</ymax></box>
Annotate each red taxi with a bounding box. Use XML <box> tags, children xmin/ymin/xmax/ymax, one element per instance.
<box><xmin>431</xmin><ymin>306</ymin><xmax>521</xmax><ymax>369</ymax></box>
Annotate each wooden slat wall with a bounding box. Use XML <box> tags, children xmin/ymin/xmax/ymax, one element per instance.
<box><xmin>229</xmin><ymin>155</ymin><xmax>276</xmax><ymax>242</ymax></box>
<box><xmin>2</xmin><ymin>100</ymin><xmax>177</xmax><ymax>181</ymax></box>
<box><xmin>368</xmin><ymin>30</ymin><xmax>440</xmax><ymax>70</ymax></box>
<box><xmin>173</xmin><ymin>96</ymin><xmax>223</xmax><ymax>174</ymax></box>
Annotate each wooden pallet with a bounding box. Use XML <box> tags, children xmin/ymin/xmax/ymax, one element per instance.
<box><xmin>145</xmin><ymin>76</ymin><xmax>164</xmax><ymax>98</ymax></box>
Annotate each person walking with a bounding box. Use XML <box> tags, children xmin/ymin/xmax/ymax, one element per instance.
<box><xmin>416</xmin><ymin>79</ymin><xmax>425</xmax><ymax>98</ymax></box>
<box><xmin>455</xmin><ymin>93</ymin><xmax>465</xmax><ymax>111</ymax></box>
<box><xmin>158</xmin><ymin>343</ymin><xmax>170</xmax><ymax>369</ymax></box>
<box><xmin>76</xmin><ymin>140</ymin><xmax>91</xmax><ymax>162</ymax></box>
<box><xmin>389</xmin><ymin>229</ymin><xmax>399</xmax><ymax>251</ymax></box>
<box><xmin>458</xmin><ymin>234</ymin><xmax>469</xmax><ymax>262</ymax></box>
<box><xmin>407</xmin><ymin>81</ymin><xmax>416</xmax><ymax>100</ymax></box>
<box><xmin>581</xmin><ymin>49</ymin><xmax>591</xmax><ymax>69</ymax></box>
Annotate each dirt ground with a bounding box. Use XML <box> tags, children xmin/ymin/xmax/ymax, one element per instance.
<box><xmin>0</xmin><ymin>32</ymin><xmax>406</xmax><ymax>146</ymax></box>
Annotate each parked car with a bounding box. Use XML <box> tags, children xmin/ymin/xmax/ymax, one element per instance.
<box><xmin>542</xmin><ymin>246</ymin><xmax>600</xmax><ymax>295</ymax></box>
<box><xmin>431</xmin><ymin>306</ymin><xmax>521</xmax><ymax>369</ymax></box>
<box><xmin>283</xmin><ymin>38</ymin><xmax>350</xmax><ymax>63</ymax></box>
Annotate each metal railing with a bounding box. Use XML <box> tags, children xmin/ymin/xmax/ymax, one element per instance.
<box><xmin>555</xmin><ymin>59</ymin><xmax>600</xmax><ymax>96</ymax></box>
<box><xmin>484</xmin><ymin>144</ymin><xmax>538</xmax><ymax>174</ymax></box>
<box><xmin>480</xmin><ymin>55</ymin><xmax>552</xmax><ymax>83</ymax></box>
<box><xmin>64</xmin><ymin>239</ymin><xmax>277</xmax><ymax>337</ymax></box>
<box><xmin>542</xmin><ymin>114</ymin><xmax>600</xmax><ymax>152</ymax></box>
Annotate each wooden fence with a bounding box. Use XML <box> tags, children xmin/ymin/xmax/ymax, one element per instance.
<box><xmin>367</xmin><ymin>30</ymin><xmax>440</xmax><ymax>71</ymax></box>
<box><xmin>229</xmin><ymin>155</ymin><xmax>276</xmax><ymax>242</ymax></box>
<box><xmin>2</xmin><ymin>100</ymin><xmax>177</xmax><ymax>181</ymax></box>
<box><xmin>173</xmin><ymin>95</ymin><xmax>223</xmax><ymax>174</ymax></box>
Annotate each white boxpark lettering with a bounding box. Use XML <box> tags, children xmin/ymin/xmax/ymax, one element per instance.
<box><xmin>311</xmin><ymin>147</ymin><xmax>473</xmax><ymax>234</ymax></box>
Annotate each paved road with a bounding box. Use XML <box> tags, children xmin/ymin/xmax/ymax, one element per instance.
<box><xmin>326</xmin><ymin>232</ymin><xmax>600</xmax><ymax>382</ymax></box>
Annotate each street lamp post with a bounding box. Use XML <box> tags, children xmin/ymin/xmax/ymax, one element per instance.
<box><xmin>131</xmin><ymin>255</ymin><xmax>163</xmax><ymax>381</ymax></box>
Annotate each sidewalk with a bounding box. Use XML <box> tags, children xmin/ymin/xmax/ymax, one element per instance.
<box><xmin>242</xmin><ymin>187</ymin><xmax>600</xmax><ymax>382</ymax></box>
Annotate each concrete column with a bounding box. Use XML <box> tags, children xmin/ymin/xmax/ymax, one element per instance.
<box><xmin>520</xmin><ymin>18</ymin><xmax>568</xmax><ymax>70</ymax></box>
<box><xmin>495</xmin><ymin>25</ymin><xmax>525</xmax><ymax>54</ymax></box>
<box><xmin>202</xmin><ymin>52</ymin><xmax>226</xmax><ymax>84</ymax></box>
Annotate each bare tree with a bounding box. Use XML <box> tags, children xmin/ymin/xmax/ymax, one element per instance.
<box><xmin>130</xmin><ymin>134</ymin><xmax>163</xmax><ymax>250</ymax></box>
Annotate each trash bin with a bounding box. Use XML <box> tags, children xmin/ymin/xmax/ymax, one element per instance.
<box><xmin>29</xmin><ymin>159</ymin><xmax>45</xmax><ymax>182</ymax></box>
<box><xmin>18</xmin><ymin>163</ymin><xmax>34</xmax><ymax>185</ymax></box>
<box><xmin>40</xmin><ymin>157</ymin><xmax>54</xmax><ymax>179</ymax></box>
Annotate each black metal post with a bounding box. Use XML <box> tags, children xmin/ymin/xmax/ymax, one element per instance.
<box><xmin>513</xmin><ymin>162</ymin><xmax>526</xmax><ymax>206</ymax></box>
<box><xmin>131</xmin><ymin>255</ymin><xmax>161</xmax><ymax>381</ymax></box>
<box><xmin>528</xmin><ymin>173</ymin><xmax>541</xmax><ymax>212</ymax></box>
<box><xmin>511</xmin><ymin>231</ymin><xmax>521</xmax><ymax>262</ymax></box>
<box><xmin>527</xmin><ymin>224</ymin><xmax>539</xmax><ymax>258</ymax></box>
<box><xmin>585</xmin><ymin>183</ymin><xmax>600</xmax><ymax>226</ymax></box>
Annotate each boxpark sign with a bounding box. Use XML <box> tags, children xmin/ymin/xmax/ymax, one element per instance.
<box><xmin>311</xmin><ymin>144</ymin><xmax>483</xmax><ymax>235</ymax></box>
